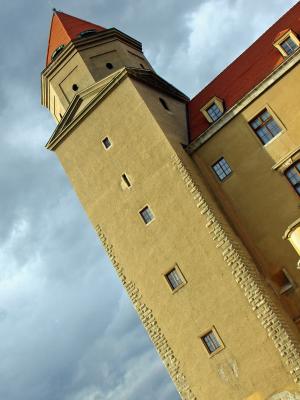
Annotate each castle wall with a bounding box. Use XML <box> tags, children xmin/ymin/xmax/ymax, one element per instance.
<box><xmin>191</xmin><ymin>63</ymin><xmax>300</xmax><ymax>324</ymax></box>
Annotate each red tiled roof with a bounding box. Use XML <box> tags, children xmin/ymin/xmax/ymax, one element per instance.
<box><xmin>188</xmin><ymin>2</ymin><xmax>300</xmax><ymax>142</ymax></box>
<box><xmin>46</xmin><ymin>11</ymin><xmax>105</xmax><ymax>66</ymax></box>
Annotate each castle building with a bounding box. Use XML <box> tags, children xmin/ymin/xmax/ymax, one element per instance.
<box><xmin>41</xmin><ymin>4</ymin><xmax>300</xmax><ymax>399</ymax></box>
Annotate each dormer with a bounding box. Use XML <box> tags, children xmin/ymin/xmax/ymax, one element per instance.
<box><xmin>200</xmin><ymin>96</ymin><xmax>224</xmax><ymax>124</ymax></box>
<box><xmin>273</xmin><ymin>29</ymin><xmax>299</xmax><ymax>57</ymax></box>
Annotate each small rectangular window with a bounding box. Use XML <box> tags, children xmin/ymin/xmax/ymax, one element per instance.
<box><xmin>249</xmin><ymin>109</ymin><xmax>282</xmax><ymax>145</ymax></box>
<box><xmin>212</xmin><ymin>157</ymin><xmax>232</xmax><ymax>181</ymax></box>
<box><xmin>200</xmin><ymin>328</ymin><xmax>224</xmax><ymax>356</ymax></box>
<box><xmin>139</xmin><ymin>206</ymin><xmax>154</xmax><ymax>225</ymax></box>
<box><xmin>206</xmin><ymin>103</ymin><xmax>223</xmax><ymax>121</ymax></box>
<box><xmin>165</xmin><ymin>265</ymin><xmax>186</xmax><ymax>292</ymax></box>
<box><xmin>102</xmin><ymin>136</ymin><xmax>112</xmax><ymax>150</ymax></box>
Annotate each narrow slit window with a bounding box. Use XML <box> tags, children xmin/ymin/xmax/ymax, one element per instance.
<box><xmin>102</xmin><ymin>137</ymin><xmax>112</xmax><ymax>150</ymax></box>
<box><xmin>122</xmin><ymin>173</ymin><xmax>131</xmax><ymax>188</ymax></box>
<box><xmin>139</xmin><ymin>206</ymin><xmax>154</xmax><ymax>225</ymax></box>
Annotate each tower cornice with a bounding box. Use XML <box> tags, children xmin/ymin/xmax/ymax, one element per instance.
<box><xmin>45</xmin><ymin>68</ymin><xmax>189</xmax><ymax>151</ymax></box>
<box><xmin>43</xmin><ymin>28</ymin><xmax>143</xmax><ymax>77</ymax></box>
<box><xmin>41</xmin><ymin>29</ymin><xmax>143</xmax><ymax>109</ymax></box>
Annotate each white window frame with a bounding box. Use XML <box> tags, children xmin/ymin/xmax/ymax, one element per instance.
<box><xmin>273</xmin><ymin>29</ymin><xmax>300</xmax><ymax>57</ymax></box>
<box><xmin>200</xmin><ymin>96</ymin><xmax>224</xmax><ymax>123</ymax></box>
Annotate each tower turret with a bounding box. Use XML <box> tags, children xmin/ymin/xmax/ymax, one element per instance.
<box><xmin>41</xmin><ymin>10</ymin><xmax>153</xmax><ymax>122</ymax></box>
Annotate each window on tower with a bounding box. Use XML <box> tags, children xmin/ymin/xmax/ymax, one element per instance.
<box><xmin>139</xmin><ymin>206</ymin><xmax>154</xmax><ymax>225</ymax></box>
<box><xmin>102</xmin><ymin>136</ymin><xmax>112</xmax><ymax>150</ymax></box>
<box><xmin>159</xmin><ymin>97</ymin><xmax>171</xmax><ymax>111</ymax></box>
<box><xmin>164</xmin><ymin>265</ymin><xmax>186</xmax><ymax>292</ymax></box>
<box><xmin>121</xmin><ymin>173</ymin><xmax>131</xmax><ymax>188</ymax></box>
<box><xmin>78</xmin><ymin>29</ymin><xmax>97</xmax><ymax>38</ymax></box>
<box><xmin>51</xmin><ymin>44</ymin><xmax>65</xmax><ymax>61</ymax></box>
<box><xmin>200</xmin><ymin>327</ymin><xmax>224</xmax><ymax>356</ymax></box>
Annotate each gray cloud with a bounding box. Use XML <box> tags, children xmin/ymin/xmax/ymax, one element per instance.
<box><xmin>0</xmin><ymin>1</ymin><xmax>298</xmax><ymax>399</ymax></box>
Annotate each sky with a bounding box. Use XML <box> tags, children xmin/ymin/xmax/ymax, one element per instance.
<box><xmin>0</xmin><ymin>1</ymin><xmax>298</xmax><ymax>399</ymax></box>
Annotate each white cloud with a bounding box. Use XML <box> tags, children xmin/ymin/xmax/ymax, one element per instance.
<box><xmin>154</xmin><ymin>0</ymin><xmax>298</xmax><ymax>96</ymax></box>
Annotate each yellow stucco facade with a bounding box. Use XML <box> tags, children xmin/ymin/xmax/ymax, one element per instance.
<box><xmin>41</xmin><ymin>13</ymin><xmax>300</xmax><ymax>400</ymax></box>
<box><xmin>190</xmin><ymin>57</ymin><xmax>300</xmax><ymax>326</ymax></box>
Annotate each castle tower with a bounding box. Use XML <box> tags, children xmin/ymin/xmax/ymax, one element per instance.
<box><xmin>41</xmin><ymin>8</ymin><xmax>300</xmax><ymax>400</ymax></box>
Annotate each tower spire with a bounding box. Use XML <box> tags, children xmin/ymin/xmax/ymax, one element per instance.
<box><xmin>46</xmin><ymin>11</ymin><xmax>105</xmax><ymax>66</ymax></box>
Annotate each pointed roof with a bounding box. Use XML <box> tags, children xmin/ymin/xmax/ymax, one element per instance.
<box><xmin>46</xmin><ymin>10</ymin><xmax>105</xmax><ymax>66</ymax></box>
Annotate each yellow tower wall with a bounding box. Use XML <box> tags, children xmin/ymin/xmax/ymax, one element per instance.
<box><xmin>52</xmin><ymin>75</ymin><xmax>300</xmax><ymax>399</ymax></box>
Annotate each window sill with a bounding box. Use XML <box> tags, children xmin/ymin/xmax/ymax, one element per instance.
<box><xmin>207</xmin><ymin>345</ymin><xmax>225</xmax><ymax>358</ymax></box>
<box><xmin>263</xmin><ymin>131</ymin><xmax>284</xmax><ymax>147</ymax></box>
<box><xmin>170</xmin><ymin>283</ymin><xmax>186</xmax><ymax>294</ymax></box>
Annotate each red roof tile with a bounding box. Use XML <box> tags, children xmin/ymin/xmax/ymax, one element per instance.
<box><xmin>46</xmin><ymin>11</ymin><xmax>105</xmax><ymax>66</ymax></box>
<box><xmin>188</xmin><ymin>2</ymin><xmax>300</xmax><ymax>142</ymax></box>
